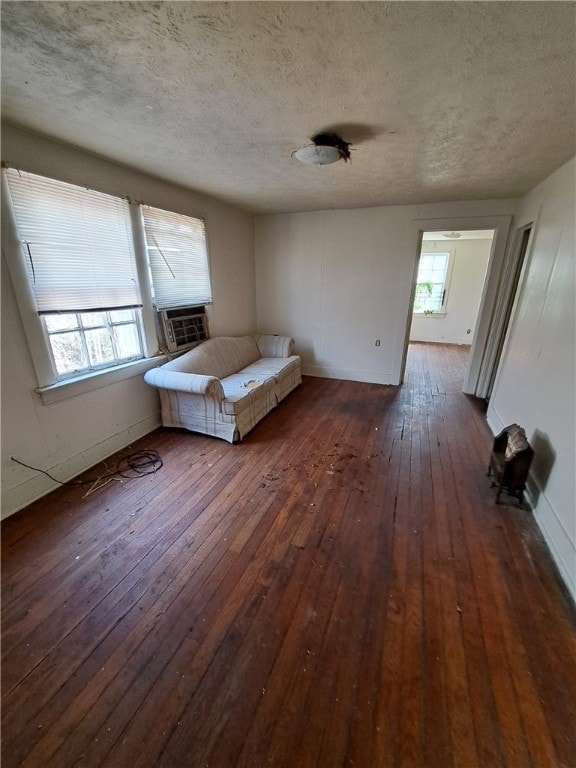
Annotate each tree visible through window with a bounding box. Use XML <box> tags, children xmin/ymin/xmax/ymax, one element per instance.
<box><xmin>413</xmin><ymin>252</ymin><xmax>450</xmax><ymax>314</ymax></box>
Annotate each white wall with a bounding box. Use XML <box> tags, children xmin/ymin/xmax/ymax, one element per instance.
<box><xmin>410</xmin><ymin>238</ymin><xmax>492</xmax><ymax>345</ymax></box>
<box><xmin>255</xmin><ymin>200</ymin><xmax>516</xmax><ymax>385</ymax></box>
<box><xmin>487</xmin><ymin>158</ymin><xmax>576</xmax><ymax>601</ymax></box>
<box><xmin>1</xmin><ymin>125</ymin><xmax>256</xmax><ymax>517</ymax></box>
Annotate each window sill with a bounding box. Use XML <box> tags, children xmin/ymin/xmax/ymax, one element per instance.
<box><xmin>36</xmin><ymin>355</ymin><xmax>167</xmax><ymax>405</ymax></box>
<box><xmin>412</xmin><ymin>312</ymin><xmax>447</xmax><ymax>318</ymax></box>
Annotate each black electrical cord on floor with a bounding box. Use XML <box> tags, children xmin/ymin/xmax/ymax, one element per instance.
<box><xmin>11</xmin><ymin>450</ymin><xmax>163</xmax><ymax>486</ymax></box>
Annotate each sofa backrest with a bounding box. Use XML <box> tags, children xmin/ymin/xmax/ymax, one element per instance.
<box><xmin>161</xmin><ymin>336</ymin><xmax>261</xmax><ymax>379</ymax></box>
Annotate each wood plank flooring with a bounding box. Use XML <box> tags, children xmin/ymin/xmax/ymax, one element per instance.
<box><xmin>2</xmin><ymin>342</ymin><xmax>575</xmax><ymax>768</ymax></box>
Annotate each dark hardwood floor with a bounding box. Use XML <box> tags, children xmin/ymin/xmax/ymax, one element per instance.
<box><xmin>2</xmin><ymin>342</ymin><xmax>575</xmax><ymax>768</ymax></box>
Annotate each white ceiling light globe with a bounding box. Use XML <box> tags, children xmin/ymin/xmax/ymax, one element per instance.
<box><xmin>292</xmin><ymin>144</ymin><xmax>341</xmax><ymax>165</ymax></box>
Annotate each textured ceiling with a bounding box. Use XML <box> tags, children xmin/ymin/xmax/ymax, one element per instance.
<box><xmin>1</xmin><ymin>1</ymin><xmax>575</xmax><ymax>214</ymax></box>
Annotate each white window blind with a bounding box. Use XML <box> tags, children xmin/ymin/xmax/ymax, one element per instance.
<box><xmin>4</xmin><ymin>168</ymin><xmax>141</xmax><ymax>313</ymax></box>
<box><xmin>141</xmin><ymin>205</ymin><xmax>212</xmax><ymax>310</ymax></box>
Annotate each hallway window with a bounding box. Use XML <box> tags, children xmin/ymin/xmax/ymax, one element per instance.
<box><xmin>413</xmin><ymin>252</ymin><xmax>450</xmax><ymax>314</ymax></box>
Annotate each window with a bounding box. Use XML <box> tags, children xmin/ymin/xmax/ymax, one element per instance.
<box><xmin>141</xmin><ymin>205</ymin><xmax>212</xmax><ymax>310</ymax></box>
<box><xmin>4</xmin><ymin>168</ymin><xmax>145</xmax><ymax>381</ymax></box>
<box><xmin>3</xmin><ymin>167</ymin><xmax>214</xmax><ymax>393</ymax></box>
<box><xmin>413</xmin><ymin>252</ymin><xmax>450</xmax><ymax>314</ymax></box>
<box><xmin>44</xmin><ymin>310</ymin><xmax>143</xmax><ymax>377</ymax></box>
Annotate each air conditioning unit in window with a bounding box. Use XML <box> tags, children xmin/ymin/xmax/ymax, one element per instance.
<box><xmin>157</xmin><ymin>306</ymin><xmax>208</xmax><ymax>353</ymax></box>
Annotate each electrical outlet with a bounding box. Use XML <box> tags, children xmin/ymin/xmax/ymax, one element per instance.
<box><xmin>375</xmin><ymin>339</ymin><xmax>380</xmax><ymax>347</ymax></box>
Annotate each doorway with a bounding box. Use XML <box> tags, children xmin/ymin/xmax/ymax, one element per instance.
<box><xmin>399</xmin><ymin>214</ymin><xmax>517</xmax><ymax>396</ymax></box>
<box><xmin>407</xmin><ymin>230</ymin><xmax>496</xmax><ymax>372</ymax></box>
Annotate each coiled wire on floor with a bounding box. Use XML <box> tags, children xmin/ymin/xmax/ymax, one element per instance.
<box><xmin>11</xmin><ymin>449</ymin><xmax>163</xmax><ymax>488</ymax></box>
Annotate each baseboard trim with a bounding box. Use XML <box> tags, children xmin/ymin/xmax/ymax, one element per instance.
<box><xmin>301</xmin><ymin>365</ymin><xmax>398</xmax><ymax>386</ymax></box>
<box><xmin>410</xmin><ymin>337</ymin><xmax>472</xmax><ymax>346</ymax></box>
<box><xmin>528</xmin><ymin>479</ymin><xmax>576</xmax><ymax>603</ymax></box>
<box><xmin>486</xmin><ymin>404</ymin><xmax>506</xmax><ymax>436</ymax></box>
<box><xmin>2</xmin><ymin>415</ymin><xmax>161</xmax><ymax>520</ymax></box>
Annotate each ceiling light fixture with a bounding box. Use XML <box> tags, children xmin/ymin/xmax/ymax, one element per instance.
<box><xmin>292</xmin><ymin>132</ymin><xmax>352</xmax><ymax>166</ymax></box>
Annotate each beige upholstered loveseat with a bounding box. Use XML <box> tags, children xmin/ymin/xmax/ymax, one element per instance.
<box><xmin>144</xmin><ymin>334</ymin><xmax>301</xmax><ymax>442</ymax></box>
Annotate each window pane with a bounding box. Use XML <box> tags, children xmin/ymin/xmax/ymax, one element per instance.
<box><xmin>49</xmin><ymin>332</ymin><xmax>87</xmax><ymax>374</ymax></box>
<box><xmin>114</xmin><ymin>323</ymin><xmax>141</xmax><ymax>359</ymax></box>
<box><xmin>429</xmin><ymin>286</ymin><xmax>443</xmax><ymax>312</ymax></box>
<box><xmin>85</xmin><ymin>328</ymin><xmax>115</xmax><ymax>366</ymax></box>
<box><xmin>81</xmin><ymin>312</ymin><xmax>106</xmax><ymax>328</ymax></box>
<box><xmin>109</xmin><ymin>309</ymin><xmax>134</xmax><ymax>323</ymax></box>
<box><xmin>418</xmin><ymin>254</ymin><xmax>434</xmax><ymax>275</ymax></box>
<box><xmin>417</xmin><ymin>253</ymin><xmax>448</xmax><ymax>282</ymax></box>
<box><xmin>414</xmin><ymin>283</ymin><xmax>432</xmax><ymax>312</ymax></box>
<box><xmin>44</xmin><ymin>314</ymin><xmax>79</xmax><ymax>332</ymax></box>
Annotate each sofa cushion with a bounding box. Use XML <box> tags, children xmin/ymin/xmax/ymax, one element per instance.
<box><xmin>240</xmin><ymin>355</ymin><xmax>300</xmax><ymax>381</ymax></box>
<box><xmin>160</xmin><ymin>336</ymin><xmax>261</xmax><ymax>380</ymax></box>
<box><xmin>221</xmin><ymin>373</ymin><xmax>276</xmax><ymax>415</ymax></box>
<box><xmin>243</xmin><ymin>356</ymin><xmax>302</xmax><ymax>401</ymax></box>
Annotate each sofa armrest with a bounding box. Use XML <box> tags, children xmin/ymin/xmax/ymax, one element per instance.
<box><xmin>253</xmin><ymin>334</ymin><xmax>294</xmax><ymax>358</ymax></box>
<box><xmin>144</xmin><ymin>369</ymin><xmax>224</xmax><ymax>398</ymax></box>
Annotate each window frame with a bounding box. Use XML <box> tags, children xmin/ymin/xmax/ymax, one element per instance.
<box><xmin>42</xmin><ymin>309</ymin><xmax>145</xmax><ymax>380</ymax></box>
<box><xmin>412</xmin><ymin>249</ymin><xmax>454</xmax><ymax>316</ymax></box>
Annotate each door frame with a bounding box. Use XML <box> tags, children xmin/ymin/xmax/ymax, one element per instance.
<box><xmin>399</xmin><ymin>215</ymin><xmax>512</xmax><ymax>389</ymax></box>
<box><xmin>481</xmin><ymin>223</ymin><xmax>534</xmax><ymax>399</ymax></box>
